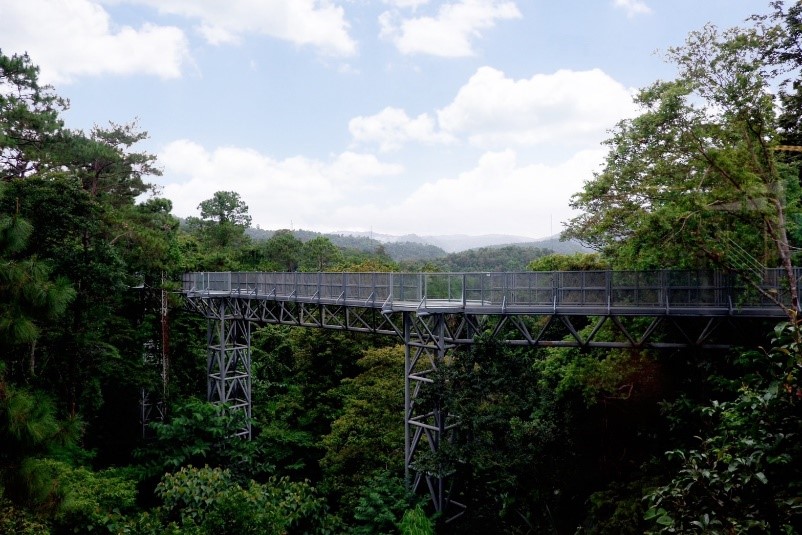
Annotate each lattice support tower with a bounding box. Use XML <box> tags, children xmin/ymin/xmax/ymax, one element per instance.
<box><xmin>404</xmin><ymin>311</ymin><xmax>467</xmax><ymax>522</ymax></box>
<box><xmin>205</xmin><ymin>297</ymin><xmax>252</xmax><ymax>438</ymax></box>
<box><xmin>139</xmin><ymin>340</ymin><xmax>166</xmax><ymax>438</ymax></box>
<box><xmin>139</xmin><ymin>272</ymin><xmax>170</xmax><ymax>437</ymax></box>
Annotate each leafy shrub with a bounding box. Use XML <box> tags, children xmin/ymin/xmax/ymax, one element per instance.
<box><xmin>644</xmin><ymin>321</ymin><xmax>802</xmax><ymax>533</ymax></box>
<box><xmin>400</xmin><ymin>505</ymin><xmax>435</xmax><ymax>535</ymax></box>
<box><xmin>156</xmin><ymin>465</ymin><xmax>336</xmax><ymax>534</ymax></box>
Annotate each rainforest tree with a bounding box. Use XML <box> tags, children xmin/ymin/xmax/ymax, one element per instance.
<box><xmin>564</xmin><ymin>18</ymin><xmax>802</xmax><ymax>310</ymax></box>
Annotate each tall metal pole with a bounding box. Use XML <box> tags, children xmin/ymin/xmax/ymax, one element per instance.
<box><xmin>404</xmin><ymin>311</ymin><xmax>412</xmax><ymax>488</ymax></box>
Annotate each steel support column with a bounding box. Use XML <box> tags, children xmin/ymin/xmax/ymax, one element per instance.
<box><xmin>404</xmin><ymin>311</ymin><xmax>466</xmax><ymax>522</ymax></box>
<box><xmin>206</xmin><ymin>298</ymin><xmax>252</xmax><ymax>438</ymax></box>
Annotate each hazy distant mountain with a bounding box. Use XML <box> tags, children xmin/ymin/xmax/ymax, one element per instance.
<box><xmin>500</xmin><ymin>237</ymin><xmax>593</xmax><ymax>255</ymax></box>
<box><xmin>335</xmin><ymin>231</ymin><xmax>536</xmax><ymax>253</ymax></box>
<box><xmin>333</xmin><ymin>230</ymin><xmax>591</xmax><ymax>254</ymax></box>
<box><xmin>243</xmin><ymin>227</ymin><xmax>592</xmax><ymax>260</ymax></box>
<box><xmin>244</xmin><ymin>228</ymin><xmax>447</xmax><ymax>261</ymax></box>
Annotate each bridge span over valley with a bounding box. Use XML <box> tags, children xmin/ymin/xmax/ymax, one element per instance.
<box><xmin>181</xmin><ymin>269</ymin><xmax>799</xmax><ymax>521</ymax></box>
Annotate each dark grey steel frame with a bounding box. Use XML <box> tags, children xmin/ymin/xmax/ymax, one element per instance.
<box><xmin>182</xmin><ymin>269</ymin><xmax>798</xmax><ymax>521</ymax></box>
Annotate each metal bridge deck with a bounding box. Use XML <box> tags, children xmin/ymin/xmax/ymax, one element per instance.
<box><xmin>182</xmin><ymin>269</ymin><xmax>797</xmax><ymax>318</ymax></box>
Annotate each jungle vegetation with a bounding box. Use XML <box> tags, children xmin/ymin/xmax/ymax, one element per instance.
<box><xmin>2</xmin><ymin>3</ymin><xmax>802</xmax><ymax>533</ymax></box>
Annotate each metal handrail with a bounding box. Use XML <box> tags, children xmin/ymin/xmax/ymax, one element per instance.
<box><xmin>183</xmin><ymin>269</ymin><xmax>802</xmax><ymax>314</ymax></box>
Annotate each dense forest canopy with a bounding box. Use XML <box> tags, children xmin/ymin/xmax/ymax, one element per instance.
<box><xmin>2</xmin><ymin>3</ymin><xmax>802</xmax><ymax>534</ymax></box>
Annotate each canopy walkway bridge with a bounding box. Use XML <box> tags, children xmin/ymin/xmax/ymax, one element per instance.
<box><xmin>182</xmin><ymin>269</ymin><xmax>799</xmax><ymax>521</ymax></box>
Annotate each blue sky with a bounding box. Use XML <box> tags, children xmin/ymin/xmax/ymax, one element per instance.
<box><xmin>1</xmin><ymin>0</ymin><xmax>775</xmax><ymax>238</ymax></box>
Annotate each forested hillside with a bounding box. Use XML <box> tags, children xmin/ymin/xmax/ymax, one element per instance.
<box><xmin>432</xmin><ymin>245</ymin><xmax>551</xmax><ymax>272</ymax></box>
<box><xmin>2</xmin><ymin>3</ymin><xmax>802</xmax><ymax>534</ymax></box>
<box><xmin>245</xmin><ymin>227</ymin><xmax>449</xmax><ymax>262</ymax></box>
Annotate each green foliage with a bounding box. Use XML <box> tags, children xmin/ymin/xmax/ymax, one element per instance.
<box><xmin>537</xmin><ymin>346</ymin><xmax>662</xmax><ymax>406</ymax></box>
<box><xmin>250</xmin><ymin>328</ymin><xmax>368</xmax><ymax>482</ymax></box>
<box><xmin>338</xmin><ymin>255</ymin><xmax>399</xmax><ymax>272</ymax></box>
<box><xmin>0</xmin><ymin>123</ymin><xmax>174</xmax><ymax>453</ymax></box>
<box><xmin>65</xmin><ymin>120</ymin><xmax>160</xmax><ymax>204</ymax></box>
<box><xmin>565</xmin><ymin>22</ymin><xmax>802</xmax><ymax>279</ymax></box>
<box><xmin>323</xmin><ymin>234</ymin><xmax>445</xmax><ymax>263</ymax></box>
<box><xmin>254</xmin><ymin>381</ymin><xmax>318</xmax><ymax>473</ymax></box>
<box><xmin>248</xmin><ymin>229</ymin><xmax>447</xmax><ymax>264</ymax></box>
<box><xmin>156</xmin><ymin>465</ymin><xmax>335</xmax><ymax>534</ymax></box>
<box><xmin>644</xmin><ymin>387</ymin><xmax>802</xmax><ymax>533</ymax></box>
<box><xmin>320</xmin><ymin>346</ymin><xmax>405</xmax><ymax>516</ymax></box>
<box><xmin>0</xmin><ymin>50</ymin><xmax>67</xmax><ymax>180</ymax></box>
<box><xmin>350</xmin><ymin>471</ymin><xmax>411</xmax><ymax>535</ymax></box>
<box><xmin>437</xmin><ymin>245</ymin><xmax>551</xmax><ymax>272</ymax></box>
<box><xmin>249</xmin><ymin>325</ymin><xmax>317</xmax><ymax>473</ymax></box>
<box><xmin>644</xmin><ymin>320</ymin><xmax>802</xmax><ymax>533</ymax></box>
<box><xmin>301</xmin><ymin>236</ymin><xmax>343</xmax><ymax>271</ymax></box>
<box><xmin>291</xmin><ymin>329</ymin><xmax>366</xmax><ymax>433</ymax></box>
<box><xmin>383</xmin><ymin>241</ymin><xmax>446</xmax><ymax>262</ymax></box>
<box><xmin>29</xmin><ymin>460</ymin><xmax>140</xmax><ymax>532</ymax></box>
<box><xmin>527</xmin><ymin>252</ymin><xmax>609</xmax><ymax>271</ymax></box>
<box><xmin>582</xmin><ymin>481</ymin><xmax>647</xmax><ymax>535</ymax></box>
<box><xmin>197</xmin><ymin>190</ymin><xmax>252</xmax><ymax>227</ymax></box>
<box><xmin>120</xmin><ymin>197</ymin><xmax>181</xmax><ymax>272</ymax></box>
<box><xmin>6</xmin><ymin>16</ymin><xmax>802</xmax><ymax>535</ymax></box>
<box><xmin>186</xmin><ymin>190</ymin><xmax>253</xmax><ymax>254</ymax></box>
<box><xmin>422</xmin><ymin>337</ymin><xmax>567</xmax><ymax>532</ymax></box>
<box><xmin>0</xmin><ymin>197</ymin><xmax>75</xmax><ymax>366</ymax></box>
<box><xmin>262</xmin><ymin>229</ymin><xmax>303</xmax><ymax>271</ymax></box>
<box><xmin>400</xmin><ymin>504</ymin><xmax>435</xmax><ymax>535</ymax></box>
<box><xmin>136</xmin><ymin>398</ymin><xmax>272</xmax><ymax>481</ymax></box>
<box><xmin>0</xmin><ymin>496</ymin><xmax>49</xmax><ymax>534</ymax></box>
<box><xmin>0</xmin><ymin>379</ymin><xmax>82</xmax><ymax>513</ymax></box>
<box><xmin>420</xmin><ymin>328</ymin><xmax>676</xmax><ymax>533</ymax></box>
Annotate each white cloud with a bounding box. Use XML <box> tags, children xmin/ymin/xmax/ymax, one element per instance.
<box><xmin>330</xmin><ymin>148</ymin><xmax>606</xmax><ymax>237</ymax></box>
<box><xmin>379</xmin><ymin>0</ymin><xmax>521</xmax><ymax>57</ymax></box>
<box><xmin>613</xmin><ymin>0</ymin><xmax>651</xmax><ymax>18</ymax></box>
<box><xmin>350</xmin><ymin>67</ymin><xmax>636</xmax><ymax>151</ymax></box>
<box><xmin>382</xmin><ymin>0</ymin><xmax>430</xmax><ymax>10</ymax></box>
<box><xmin>437</xmin><ymin>66</ymin><xmax>637</xmax><ymax>148</ymax></box>
<box><xmin>349</xmin><ymin>107</ymin><xmax>456</xmax><ymax>152</ymax></box>
<box><xmin>0</xmin><ymin>0</ymin><xmax>189</xmax><ymax>84</ymax></box>
<box><xmin>158</xmin><ymin>140</ymin><xmax>402</xmax><ymax>230</ymax></box>
<box><xmin>157</xmin><ymin>140</ymin><xmax>604</xmax><ymax>237</ymax></box>
<box><xmin>123</xmin><ymin>0</ymin><xmax>357</xmax><ymax>56</ymax></box>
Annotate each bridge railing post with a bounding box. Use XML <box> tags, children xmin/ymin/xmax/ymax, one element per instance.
<box><xmin>554</xmin><ymin>271</ymin><xmax>560</xmax><ymax>309</ymax></box>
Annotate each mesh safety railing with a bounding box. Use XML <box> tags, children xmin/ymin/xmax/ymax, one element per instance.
<box><xmin>183</xmin><ymin>269</ymin><xmax>801</xmax><ymax>312</ymax></box>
